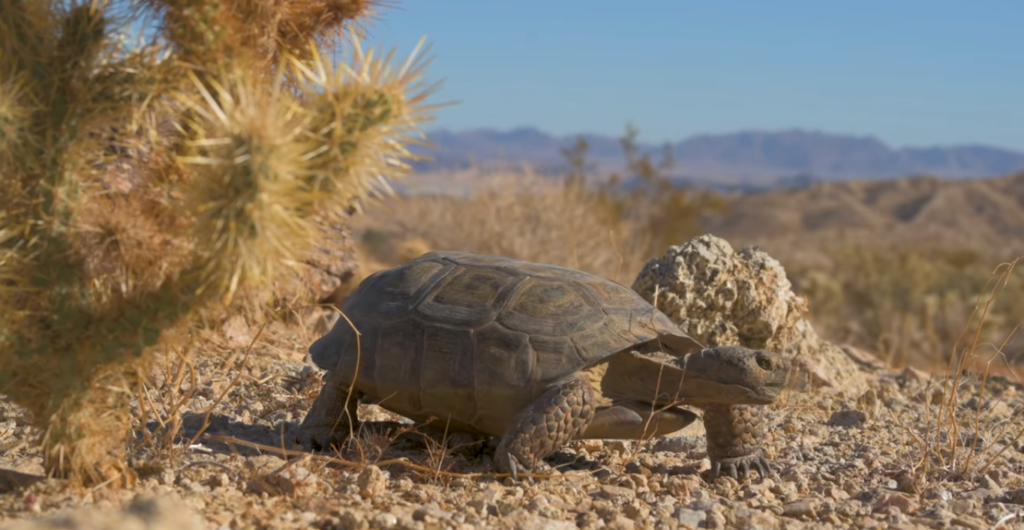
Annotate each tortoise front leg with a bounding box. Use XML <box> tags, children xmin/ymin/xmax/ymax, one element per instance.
<box><xmin>702</xmin><ymin>404</ymin><xmax>773</xmax><ymax>480</ymax></box>
<box><xmin>297</xmin><ymin>369</ymin><xmax>362</xmax><ymax>452</ymax></box>
<box><xmin>495</xmin><ymin>374</ymin><xmax>596</xmax><ymax>480</ymax></box>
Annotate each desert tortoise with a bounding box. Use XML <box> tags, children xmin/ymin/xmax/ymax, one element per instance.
<box><xmin>297</xmin><ymin>251</ymin><xmax>790</xmax><ymax>479</ymax></box>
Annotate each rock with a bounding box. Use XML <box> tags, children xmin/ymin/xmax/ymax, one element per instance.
<box><xmin>898</xmin><ymin>366</ymin><xmax>932</xmax><ymax>385</ymax></box>
<box><xmin>872</xmin><ymin>492</ymin><xmax>919</xmax><ymax>514</ymax></box>
<box><xmin>593</xmin><ymin>485</ymin><xmax>636</xmax><ymax>502</ymax></box>
<box><xmin>337</xmin><ymin>510</ymin><xmax>367</xmax><ymax>530</ymax></box>
<box><xmin>977</xmin><ymin>474</ymin><xmax>1003</xmax><ymax>495</ymax></box>
<box><xmin>840</xmin><ymin>344</ymin><xmax>887</xmax><ymax>370</ymax></box>
<box><xmin>924</xmin><ymin>488</ymin><xmax>952</xmax><ymax>502</ymax></box>
<box><xmin>606</xmin><ymin>440</ymin><xmax>630</xmax><ymax>455</ymax></box>
<box><xmin>158</xmin><ymin>469</ymin><xmax>176</xmax><ymax>487</ymax></box>
<box><xmin>266</xmin><ymin>466</ymin><xmax>321</xmax><ymax>496</ymax></box>
<box><xmin>856</xmin><ymin>388</ymin><xmax>881</xmax><ymax>418</ymax></box>
<box><xmin>732</xmin><ymin>507</ymin><xmax>783</xmax><ymax>530</ymax></box>
<box><xmin>357</xmin><ymin>465</ymin><xmax>387</xmax><ymax>499</ymax></box>
<box><xmin>665</xmin><ymin>476</ymin><xmax>700</xmax><ymax>497</ymax></box>
<box><xmin>786</xmin><ymin>319</ymin><xmax>871</xmax><ymax>396</ymax></box>
<box><xmin>951</xmin><ymin>497</ymin><xmax>979</xmax><ymax>513</ymax></box>
<box><xmin>963</xmin><ymin>397</ymin><xmax>1012</xmax><ymax>418</ymax></box>
<box><xmin>631</xmin><ymin>235</ymin><xmax>869</xmax><ymax>396</ymax></box>
<box><xmin>652</xmin><ymin>435</ymin><xmax>705</xmax><ymax>454</ymax></box>
<box><xmin>4</xmin><ymin>495</ymin><xmax>206</xmax><ymax>530</ymax></box>
<box><xmin>828</xmin><ymin>409</ymin><xmax>867</xmax><ymax>428</ymax></box>
<box><xmin>220</xmin><ymin>315</ymin><xmax>252</xmax><ymax>349</ymax></box>
<box><xmin>372</xmin><ymin>513</ymin><xmax>398</xmax><ymax>528</ymax></box>
<box><xmin>952</xmin><ymin>515</ymin><xmax>989</xmax><ymax>529</ymax></box>
<box><xmin>467</xmin><ymin>498</ymin><xmax>498</xmax><ymax>518</ymax></box>
<box><xmin>706</xmin><ymin>511</ymin><xmax>728</xmax><ymax>529</ymax></box>
<box><xmin>511</xmin><ymin>513</ymin><xmax>577</xmax><ymax>530</ymax></box>
<box><xmin>674</xmin><ymin>507</ymin><xmax>707</xmax><ymax>528</ymax></box>
<box><xmin>412</xmin><ymin>503</ymin><xmax>453</xmax><ymax>521</ymax></box>
<box><xmin>605</xmin><ymin>515</ymin><xmax>638</xmax><ymax>530</ymax></box>
<box><xmin>632</xmin><ymin>235</ymin><xmax>806</xmax><ymax>350</ymax></box>
<box><xmin>622</xmin><ymin>500</ymin><xmax>649</xmax><ymax>521</ymax></box>
<box><xmin>915</xmin><ymin>387</ymin><xmax>945</xmax><ymax>405</ymax></box>
<box><xmin>206</xmin><ymin>473</ymin><xmax>231</xmax><ymax>489</ymax></box>
<box><xmin>782</xmin><ymin>497</ymin><xmax>822</xmax><ymax>519</ymax></box>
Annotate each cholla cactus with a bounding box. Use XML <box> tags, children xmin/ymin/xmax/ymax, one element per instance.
<box><xmin>0</xmin><ymin>0</ymin><xmax>438</xmax><ymax>485</ymax></box>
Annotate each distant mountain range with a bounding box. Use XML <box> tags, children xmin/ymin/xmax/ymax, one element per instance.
<box><xmin>410</xmin><ymin>127</ymin><xmax>1024</xmax><ymax>188</ymax></box>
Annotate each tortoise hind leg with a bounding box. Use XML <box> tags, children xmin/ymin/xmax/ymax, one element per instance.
<box><xmin>495</xmin><ymin>374</ymin><xmax>596</xmax><ymax>480</ymax></box>
<box><xmin>297</xmin><ymin>369</ymin><xmax>362</xmax><ymax>452</ymax></box>
<box><xmin>580</xmin><ymin>401</ymin><xmax>698</xmax><ymax>440</ymax></box>
<box><xmin>703</xmin><ymin>404</ymin><xmax>773</xmax><ymax>480</ymax></box>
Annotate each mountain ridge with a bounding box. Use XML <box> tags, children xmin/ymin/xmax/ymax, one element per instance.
<box><xmin>411</xmin><ymin>127</ymin><xmax>1024</xmax><ymax>187</ymax></box>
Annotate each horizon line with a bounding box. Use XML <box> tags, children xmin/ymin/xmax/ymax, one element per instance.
<box><xmin>422</xmin><ymin>125</ymin><xmax>1024</xmax><ymax>153</ymax></box>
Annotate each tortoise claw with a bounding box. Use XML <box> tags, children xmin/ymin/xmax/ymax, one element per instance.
<box><xmin>498</xmin><ymin>453</ymin><xmax>545</xmax><ymax>483</ymax></box>
<box><xmin>506</xmin><ymin>454</ymin><xmax>520</xmax><ymax>481</ymax></box>
<box><xmin>754</xmin><ymin>454</ymin><xmax>772</xmax><ymax>479</ymax></box>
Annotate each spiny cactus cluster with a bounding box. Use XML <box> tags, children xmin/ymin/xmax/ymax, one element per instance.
<box><xmin>0</xmin><ymin>0</ymin><xmax>438</xmax><ymax>485</ymax></box>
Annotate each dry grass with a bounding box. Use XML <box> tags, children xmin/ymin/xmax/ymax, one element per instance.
<box><xmin>353</xmin><ymin>171</ymin><xmax>648</xmax><ymax>285</ymax></box>
<box><xmin>886</xmin><ymin>256</ymin><xmax>1024</xmax><ymax>493</ymax></box>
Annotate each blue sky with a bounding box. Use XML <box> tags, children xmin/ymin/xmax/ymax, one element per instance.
<box><xmin>363</xmin><ymin>1</ymin><xmax>1022</xmax><ymax>150</ymax></box>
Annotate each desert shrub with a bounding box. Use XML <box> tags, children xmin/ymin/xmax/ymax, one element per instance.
<box><xmin>562</xmin><ymin>124</ymin><xmax>730</xmax><ymax>260</ymax></box>
<box><xmin>0</xmin><ymin>0</ymin><xmax>437</xmax><ymax>484</ymax></box>
<box><xmin>795</xmin><ymin>243</ymin><xmax>1024</xmax><ymax>369</ymax></box>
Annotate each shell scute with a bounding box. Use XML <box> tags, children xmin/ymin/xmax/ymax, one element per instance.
<box><xmin>416</xmin><ymin>266</ymin><xmax>522</xmax><ymax>327</ymax></box>
<box><xmin>372</xmin><ymin>318</ymin><xmax>425</xmax><ymax>412</ymax></box>
<box><xmin>473</xmin><ymin>322</ymin><xmax>534</xmax><ymax>388</ymax></box>
<box><xmin>499</xmin><ymin>278</ymin><xmax>597</xmax><ymax>337</ymax></box>
<box><xmin>529</xmin><ymin>335</ymin><xmax>583</xmax><ymax>384</ymax></box>
<box><xmin>420</xmin><ymin>325</ymin><xmax>477</xmax><ymax>419</ymax></box>
<box><xmin>345</xmin><ymin>259</ymin><xmax>453</xmax><ymax>321</ymax></box>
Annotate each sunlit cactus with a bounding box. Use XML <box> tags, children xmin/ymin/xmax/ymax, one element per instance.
<box><xmin>0</xmin><ymin>0</ymin><xmax>439</xmax><ymax>485</ymax></box>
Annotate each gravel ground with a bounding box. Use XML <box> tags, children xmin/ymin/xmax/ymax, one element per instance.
<box><xmin>2</xmin><ymin>318</ymin><xmax>1024</xmax><ymax>530</ymax></box>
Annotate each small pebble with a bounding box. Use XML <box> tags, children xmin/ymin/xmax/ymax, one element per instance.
<box><xmin>357</xmin><ymin>465</ymin><xmax>387</xmax><ymax>499</ymax></box>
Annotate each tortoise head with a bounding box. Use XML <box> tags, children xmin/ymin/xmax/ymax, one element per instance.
<box><xmin>599</xmin><ymin>342</ymin><xmax>791</xmax><ymax>408</ymax></box>
<box><xmin>675</xmin><ymin>346</ymin><xmax>791</xmax><ymax>405</ymax></box>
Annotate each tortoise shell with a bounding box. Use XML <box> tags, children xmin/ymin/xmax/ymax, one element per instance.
<box><xmin>309</xmin><ymin>251</ymin><xmax>696</xmax><ymax>435</ymax></box>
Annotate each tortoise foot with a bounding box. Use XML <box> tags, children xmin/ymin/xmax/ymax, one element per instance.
<box><xmin>296</xmin><ymin>373</ymin><xmax>362</xmax><ymax>452</ymax></box>
<box><xmin>495</xmin><ymin>375</ymin><xmax>596</xmax><ymax>481</ymax></box>
<box><xmin>707</xmin><ymin>450</ymin><xmax>772</xmax><ymax>481</ymax></box>
<box><xmin>296</xmin><ymin>426</ymin><xmax>346</xmax><ymax>452</ymax></box>
<box><xmin>497</xmin><ymin>454</ymin><xmax>558</xmax><ymax>483</ymax></box>
<box><xmin>702</xmin><ymin>404</ymin><xmax>775</xmax><ymax>482</ymax></box>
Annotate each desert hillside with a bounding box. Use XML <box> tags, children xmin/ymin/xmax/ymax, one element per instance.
<box><xmin>704</xmin><ymin>172</ymin><xmax>1024</xmax><ymax>250</ymax></box>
